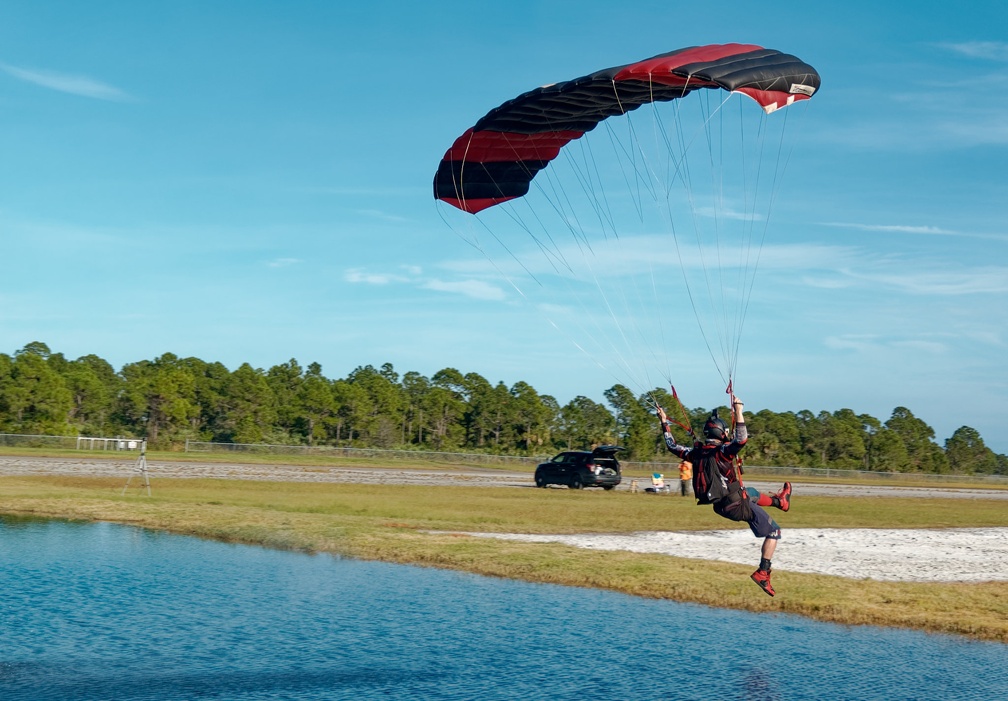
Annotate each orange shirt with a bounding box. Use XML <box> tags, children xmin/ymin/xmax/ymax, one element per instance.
<box><xmin>679</xmin><ymin>461</ymin><xmax>693</xmax><ymax>480</ymax></box>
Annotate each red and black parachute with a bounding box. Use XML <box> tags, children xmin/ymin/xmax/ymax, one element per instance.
<box><xmin>433</xmin><ymin>43</ymin><xmax>820</xmax><ymax>214</ymax></box>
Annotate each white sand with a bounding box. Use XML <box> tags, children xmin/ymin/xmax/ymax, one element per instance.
<box><xmin>464</xmin><ymin>528</ymin><xmax>1008</xmax><ymax>582</ymax></box>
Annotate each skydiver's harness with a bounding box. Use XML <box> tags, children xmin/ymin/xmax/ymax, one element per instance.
<box><xmin>661</xmin><ymin>383</ymin><xmax>752</xmax><ymax>523</ymax></box>
<box><xmin>694</xmin><ymin>445</ymin><xmax>753</xmax><ymax>523</ymax></box>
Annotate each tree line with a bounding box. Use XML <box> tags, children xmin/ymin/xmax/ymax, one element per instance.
<box><xmin>1</xmin><ymin>341</ymin><xmax>1004</xmax><ymax>475</ymax></box>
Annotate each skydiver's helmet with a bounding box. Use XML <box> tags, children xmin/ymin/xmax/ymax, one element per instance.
<box><xmin>703</xmin><ymin>411</ymin><xmax>729</xmax><ymax>441</ymax></box>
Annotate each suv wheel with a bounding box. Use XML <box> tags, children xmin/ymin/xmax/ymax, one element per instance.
<box><xmin>534</xmin><ymin>472</ymin><xmax>547</xmax><ymax>488</ymax></box>
<box><xmin>569</xmin><ymin>475</ymin><xmax>583</xmax><ymax>490</ymax></box>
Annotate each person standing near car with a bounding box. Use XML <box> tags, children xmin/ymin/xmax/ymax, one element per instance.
<box><xmin>655</xmin><ymin>396</ymin><xmax>791</xmax><ymax>597</ymax></box>
<box><xmin>677</xmin><ymin>460</ymin><xmax>692</xmax><ymax>497</ymax></box>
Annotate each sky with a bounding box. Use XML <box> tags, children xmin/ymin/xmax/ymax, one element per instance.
<box><xmin>1</xmin><ymin>1</ymin><xmax>1007</xmax><ymax>453</ymax></box>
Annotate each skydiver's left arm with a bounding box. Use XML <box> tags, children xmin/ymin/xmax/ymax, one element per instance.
<box><xmin>656</xmin><ymin>406</ymin><xmax>690</xmax><ymax>459</ymax></box>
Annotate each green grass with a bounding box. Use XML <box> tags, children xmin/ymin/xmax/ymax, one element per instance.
<box><xmin>2</xmin><ymin>474</ymin><xmax>1006</xmax><ymax>643</ymax></box>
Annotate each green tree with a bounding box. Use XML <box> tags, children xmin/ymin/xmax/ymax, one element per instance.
<box><xmin>885</xmin><ymin>407</ymin><xmax>949</xmax><ymax>473</ymax></box>
<box><xmin>945</xmin><ymin>426</ymin><xmax>998</xmax><ymax>474</ymax></box>
<box><xmin>298</xmin><ymin>363</ymin><xmax>337</xmax><ymax>445</ymax></box>
<box><xmin>218</xmin><ymin>363</ymin><xmax>276</xmax><ymax>444</ymax></box>
<box><xmin>401</xmin><ymin>371</ymin><xmax>431</xmax><ymax>445</ymax></box>
<box><xmin>62</xmin><ymin>354</ymin><xmax>120</xmax><ymax>435</ymax></box>
<box><xmin>5</xmin><ymin>343</ymin><xmax>73</xmax><ymax>434</ymax></box>
<box><xmin>821</xmin><ymin>408</ymin><xmax>867</xmax><ymax>469</ymax></box>
<box><xmin>745</xmin><ymin>410</ymin><xmax>802</xmax><ymax>466</ymax></box>
<box><xmin>118</xmin><ymin>354</ymin><xmax>206</xmax><ymax>444</ymax></box>
<box><xmin>868</xmin><ymin>427</ymin><xmax>911</xmax><ymax>472</ymax></box>
<box><xmin>422</xmin><ymin>385</ymin><xmax>465</xmax><ymax>450</ymax></box>
<box><xmin>266</xmin><ymin>358</ymin><xmax>305</xmax><ymax>441</ymax></box>
<box><xmin>555</xmin><ymin>395</ymin><xmax>615</xmax><ymax>450</ymax></box>
<box><xmin>0</xmin><ymin>352</ymin><xmax>13</xmax><ymax>430</ymax></box>
<box><xmin>332</xmin><ymin>379</ymin><xmax>369</xmax><ymax>445</ymax></box>
<box><xmin>181</xmin><ymin>357</ymin><xmax>232</xmax><ymax>441</ymax></box>
<box><xmin>995</xmin><ymin>453</ymin><xmax>1008</xmax><ymax>476</ymax></box>
<box><xmin>510</xmin><ymin>381</ymin><xmax>553</xmax><ymax>453</ymax></box>
<box><xmin>347</xmin><ymin>364</ymin><xmax>404</xmax><ymax>448</ymax></box>
<box><xmin>460</xmin><ymin>371</ymin><xmax>495</xmax><ymax>448</ymax></box>
<box><xmin>603</xmin><ymin>385</ymin><xmax>656</xmax><ymax>460</ymax></box>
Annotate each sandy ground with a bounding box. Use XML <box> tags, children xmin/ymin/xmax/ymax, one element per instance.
<box><xmin>3</xmin><ymin>455</ymin><xmax>1006</xmax><ymax>582</ymax></box>
<box><xmin>463</xmin><ymin>527</ymin><xmax>1008</xmax><ymax>582</ymax></box>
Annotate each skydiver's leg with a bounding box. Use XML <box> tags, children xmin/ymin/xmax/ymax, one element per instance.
<box><xmin>747</xmin><ymin>503</ymin><xmax>780</xmax><ymax>597</ymax></box>
<box><xmin>761</xmin><ymin>536</ymin><xmax>777</xmax><ymax>561</ymax></box>
<box><xmin>745</xmin><ymin>483</ymin><xmax>791</xmax><ymax>511</ymax></box>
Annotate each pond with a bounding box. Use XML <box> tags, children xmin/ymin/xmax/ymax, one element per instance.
<box><xmin>1</xmin><ymin>516</ymin><xmax>1005</xmax><ymax>700</ymax></box>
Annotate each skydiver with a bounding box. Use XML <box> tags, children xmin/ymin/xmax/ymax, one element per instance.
<box><xmin>655</xmin><ymin>397</ymin><xmax>792</xmax><ymax>597</ymax></box>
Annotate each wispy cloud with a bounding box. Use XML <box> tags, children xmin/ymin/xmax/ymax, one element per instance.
<box><xmin>344</xmin><ymin>268</ymin><xmax>410</xmax><ymax>285</ymax></box>
<box><xmin>838</xmin><ymin>265</ymin><xmax>1008</xmax><ymax>295</ymax></box>
<box><xmin>267</xmin><ymin>258</ymin><xmax>302</xmax><ymax>268</ymax></box>
<box><xmin>822</xmin><ymin>222</ymin><xmax>957</xmax><ymax>236</ymax></box>
<box><xmin>939</xmin><ymin>41</ymin><xmax>1008</xmax><ymax>62</ymax></box>
<box><xmin>0</xmin><ymin>62</ymin><xmax>130</xmax><ymax>101</ymax></box>
<box><xmin>344</xmin><ymin>264</ymin><xmax>506</xmax><ymax>301</ymax></box>
<box><xmin>821</xmin><ymin>221</ymin><xmax>1008</xmax><ymax>242</ymax></box>
<box><xmin>354</xmin><ymin>208</ymin><xmax>410</xmax><ymax>223</ymax></box>
<box><xmin>422</xmin><ymin>279</ymin><xmax>506</xmax><ymax>301</ymax></box>
<box><xmin>824</xmin><ymin>333</ymin><xmax>949</xmax><ymax>355</ymax></box>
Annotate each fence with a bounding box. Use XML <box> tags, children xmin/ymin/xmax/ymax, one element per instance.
<box><xmin>183</xmin><ymin>439</ymin><xmax>547</xmax><ymax>468</ymax></box>
<box><xmin>0</xmin><ymin>433</ymin><xmax>142</xmax><ymax>451</ymax></box>
<box><xmin>0</xmin><ymin>433</ymin><xmax>77</xmax><ymax>449</ymax></box>
<box><xmin>183</xmin><ymin>439</ymin><xmax>1008</xmax><ymax>487</ymax></box>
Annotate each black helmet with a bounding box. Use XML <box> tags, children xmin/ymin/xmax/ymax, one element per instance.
<box><xmin>703</xmin><ymin>411</ymin><xmax>728</xmax><ymax>441</ymax></box>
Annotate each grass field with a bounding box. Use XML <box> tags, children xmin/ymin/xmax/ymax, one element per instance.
<box><xmin>2</xmin><ymin>472</ymin><xmax>1006</xmax><ymax>643</ymax></box>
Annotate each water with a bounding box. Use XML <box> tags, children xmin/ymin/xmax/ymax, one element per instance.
<box><xmin>0</xmin><ymin>516</ymin><xmax>1005</xmax><ymax>700</ymax></box>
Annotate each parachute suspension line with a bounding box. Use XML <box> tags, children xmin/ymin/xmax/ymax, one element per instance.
<box><xmin>534</xmin><ymin>79</ymin><xmax>670</xmax><ymax>395</ymax></box>
<box><xmin>450</xmin><ymin>196</ymin><xmax>651</xmax><ymax>399</ymax></box>
<box><xmin>728</xmin><ymin>102</ymin><xmax>770</xmax><ymax>378</ymax></box>
<box><xmin>599</xmin><ymin>83</ymin><xmax>665</xmax><ymax>225</ymax></box>
<box><xmin>567</xmin><ymin>133</ymin><xmax>620</xmax><ymax>239</ymax></box>
<box><xmin>485</xmin><ymin>89</ymin><xmax>666</xmax><ymax>398</ymax></box>
<box><xmin>705</xmin><ymin>90</ymin><xmax>734</xmax><ymax>376</ymax></box>
<box><xmin>647</xmin><ymin>86</ymin><xmax>730</xmax><ymax>383</ymax></box>
<box><xmin>732</xmin><ymin>102</ymin><xmax>800</xmax><ymax>378</ymax></box>
<box><xmin>650</xmin><ymin>87</ymin><xmax>726</xmax><ymax>391</ymax></box>
<box><xmin>508</xmin><ymin>126</ymin><xmax>662</xmax><ymax>398</ymax></box>
<box><xmin>437</xmin><ymin>202</ymin><xmax>556</xmax><ymax>288</ymax></box>
<box><xmin>681</xmin><ymin>88</ymin><xmax>739</xmax><ymax>385</ymax></box>
<box><xmin>449</xmin><ymin>130</ymin><xmax>582</xmax><ymax>280</ymax></box>
<box><xmin>643</xmin><ymin>75</ymin><xmax>681</xmax><ymax>389</ymax></box>
<box><xmin>729</xmin><ymin>96</ymin><xmax>760</xmax><ymax>381</ymax></box>
<box><xmin>609</xmin><ymin>81</ymin><xmax>652</xmax><ymax>225</ymax></box>
<box><xmin>499</xmin><ymin>130</ymin><xmax>597</xmax><ymax>259</ymax></box>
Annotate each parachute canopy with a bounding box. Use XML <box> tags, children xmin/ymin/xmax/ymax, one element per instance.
<box><xmin>434</xmin><ymin>43</ymin><xmax>820</xmax><ymax>214</ymax></box>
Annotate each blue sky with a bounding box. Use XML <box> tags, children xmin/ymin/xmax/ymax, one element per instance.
<box><xmin>2</xmin><ymin>1</ymin><xmax>1006</xmax><ymax>452</ymax></box>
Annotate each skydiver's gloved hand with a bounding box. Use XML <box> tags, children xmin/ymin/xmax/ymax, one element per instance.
<box><xmin>656</xmin><ymin>406</ymin><xmax>677</xmax><ymax>447</ymax></box>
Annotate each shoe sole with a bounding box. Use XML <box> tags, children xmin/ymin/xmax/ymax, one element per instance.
<box><xmin>751</xmin><ymin>573</ymin><xmax>775</xmax><ymax>597</ymax></box>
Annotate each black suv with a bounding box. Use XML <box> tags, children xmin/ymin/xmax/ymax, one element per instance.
<box><xmin>534</xmin><ymin>446</ymin><xmax>623</xmax><ymax>490</ymax></box>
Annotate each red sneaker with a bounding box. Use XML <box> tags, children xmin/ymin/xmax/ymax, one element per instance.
<box><xmin>751</xmin><ymin>568</ymin><xmax>775</xmax><ymax>597</ymax></box>
<box><xmin>776</xmin><ymin>482</ymin><xmax>792</xmax><ymax>512</ymax></box>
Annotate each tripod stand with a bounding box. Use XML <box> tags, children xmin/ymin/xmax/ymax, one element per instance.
<box><xmin>121</xmin><ymin>439</ymin><xmax>151</xmax><ymax>496</ymax></box>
